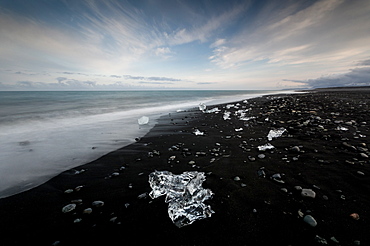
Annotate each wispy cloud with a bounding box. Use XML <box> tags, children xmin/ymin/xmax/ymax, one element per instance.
<box><xmin>209</xmin><ymin>0</ymin><xmax>370</xmax><ymax>70</ymax></box>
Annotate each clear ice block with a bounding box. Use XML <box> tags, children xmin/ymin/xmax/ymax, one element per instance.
<box><xmin>149</xmin><ymin>171</ymin><xmax>214</xmax><ymax>228</ymax></box>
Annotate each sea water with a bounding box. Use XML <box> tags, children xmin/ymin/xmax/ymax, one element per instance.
<box><xmin>0</xmin><ymin>90</ymin><xmax>287</xmax><ymax>198</ymax></box>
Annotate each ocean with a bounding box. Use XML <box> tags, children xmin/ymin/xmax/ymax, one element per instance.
<box><xmin>0</xmin><ymin>90</ymin><xmax>289</xmax><ymax>198</ymax></box>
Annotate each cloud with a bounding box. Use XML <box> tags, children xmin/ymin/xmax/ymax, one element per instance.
<box><xmin>286</xmin><ymin>66</ymin><xmax>370</xmax><ymax>88</ymax></box>
<box><xmin>123</xmin><ymin>75</ymin><xmax>182</xmax><ymax>82</ymax></box>
<box><xmin>197</xmin><ymin>82</ymin><xmax>217</xmax><ymax>85</ymax></box>
<box><xmin>209</xmin><ymin>0</ymin><xmax>370</xmax><ymax>69</ymax></box>
<box><xmin>155</xmin><ymin>47</ymin><xmax>173</xmax><ymax>59</ymax></box>
<box><xmin>110</xmin><ymin>75</ymin><xmax>121</xmax><ymax>78</ymax></box>
<box><xmin>138</xmin><ymin>81</ymin><xmax>174</xmax><ymax>85</ymax></box>
<box><xmin>56</xmin><ymin>77</ymin><xmax>67</xmax><ymax>83</ymax></box>
<box><xmin>357</xmin><ymin>59</ymin><xmax>370</xmax><ymax>66</ymax></box>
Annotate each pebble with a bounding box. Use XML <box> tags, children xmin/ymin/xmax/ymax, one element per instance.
<box><xmin>304</xmin><ymin>215</ymin><xmax>317</xmax><ymax>227</ymax></box>
<box><xmin>294</xmin><ymin>186</ymin><xmax>302</xmax><ymax>191</ymax></box>
<box><xmin>357</xmin><ymin>171</ymin><xmax>365</xmax><ymax>176</ymax></box>
<box><xmin>92</xmin><ymin>201</ymin><xmax>104</xmax><ymax>207</ymax></box>
<box><xmin>64</xmin><ymin>189</ymin><xmax>74</xmax><ymax>194</ymax></box>
<box><xmin>301</xmin><ymin>189</ymin><xmax>316</xmax><ymax>198</ymax></box>
<box><xmin>290</xmin><ymin>146</ymin><xmax>300</xmax><ymax>152</ymax></box>
<box><xmin>350</xmin><ymin>213</ymin><xmax>360</xmax><ymax>220</ymax></box>
<box><xmin>83</xmin><ymin>208</ymin><xmax>93</xmax><ymax>214</ymax></box>
<box><xmin>234</xmin><ymin>176</ymin><xmax>241</xmax><ymax>181</ymax></box>
<box><xmin>360</xmin><ymin>153</ymin><xmax>368</xmax><ymax>158</ymax></box>
<box><xmin>62</xmin><ymin>204</ymin><xmax>76</xmax><ymax>213</ymax></box>
<box><xmin>258</xmin><ymin>154</ymin><xmax>265</xmax><ymax>159</ymax></box>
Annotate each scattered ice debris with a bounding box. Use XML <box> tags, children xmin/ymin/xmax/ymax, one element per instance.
<box><xmin>148</xmin><ymin>170</ymin><xmax>214</xmax><ymax>228</ymax></box>
<box><xmin>199</xmin><ymin>103</ymin><xmax>206</xmax><ymax>112</ymax></box>
<box><xmin>223</xmin><ymin>111</ymin><xmax>231</xmax><ymax>120</ymax></box>
<box><xmin>62</xmin><ymin>204</ymin><xmax>76</xmax><ymax>213</ymax></box>
<box><xmin>257</xmin><ymin>143</ymin><xmax>275</xmax><ymax>151</ymax></box>
<box><xmin>138</xmin><ymin>116</ymin><xmax>149</xmax><ymax>125</ymax></box>
<box><xmin>267</xmin><ymin>128</ymin><xmax>286</xmax><ymax>141</ymax></box>
<box><xmin>193</xmin><ymin>129</ymin><xmax>205</xmax><ymax>136</ymax></box>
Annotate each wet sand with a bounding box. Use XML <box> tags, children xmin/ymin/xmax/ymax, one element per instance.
<box><xmin>0</xmin><ymin>88</ymin><xmax>369</xmax><ymax>245</ymax></box>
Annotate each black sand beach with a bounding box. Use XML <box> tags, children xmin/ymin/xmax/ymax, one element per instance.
<box><xmin>0</xmin><ymin>88</ymin><xmax>369</xmax><ymax>245</ymax></box>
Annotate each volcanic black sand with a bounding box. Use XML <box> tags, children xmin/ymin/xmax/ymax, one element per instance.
<box><xmin>0</xmin><ymin>88</ymin><xmax>369</xmax><ymax>246</ymax></box>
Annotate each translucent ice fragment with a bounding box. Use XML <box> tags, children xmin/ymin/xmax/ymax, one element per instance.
<box><xmin>199</xmin><ymin>103</ymin><xmax>206</xmax><ymax>112</ymax></box>
<box><xmin>258</xmin><ymin>143</ymin><xmax>275</xmax><ymax>151</ymax></box>
<box><xmin>193</xmin><ymin>129</ymin><xmax>204</xmax><ymax>136</ymax></box>
<box><xmin>138</xmin><ymin>116</ymin><xmax>149</xmax><ymax>125</ymax></box>
<box><xmin>148</xmin><ymin>170</ymin><xmax>214</xmax><ymax>228</ymax></box>
<box><xmin>267</xmin><ymin>128</ymin><xmax>286</xmax><ymax>141</ymax></box>
<box><xmin>223</xmin><ymin>111</ymin><xmax>231</xmax><ymax>120</ymax></box>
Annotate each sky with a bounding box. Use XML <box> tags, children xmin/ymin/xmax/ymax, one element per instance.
<box><xmin>0</xmin><ymin>0</ymin><xmax>370</xmax><ymax>90</ymax></box>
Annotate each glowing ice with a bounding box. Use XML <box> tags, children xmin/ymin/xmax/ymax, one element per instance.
<box><xmin>138</xmin><ymin>116</ymin><xmax>149</xmax><ymax>125</ymax></box>
<box><xmin>149</xmin><ymin>170</ymin><xmax>214</xmax><ymax>228</ymax></box>
<box><xmin>267</xmin><ymin>128</ymin><xmax>286</xmax><ymax>141</ymax></box>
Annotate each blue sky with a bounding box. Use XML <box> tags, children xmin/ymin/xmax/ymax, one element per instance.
<box><xmin>0</xmin><ymin>0</ymin><xmax>370</xmax><ymax>90</ymax></box>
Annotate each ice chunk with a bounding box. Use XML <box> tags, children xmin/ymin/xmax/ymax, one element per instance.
<box><xmin>223</xmin><ymin>111</ymin><xmax>231</xmax><ymax>120</ymax></box>
<box><xmin>198</xmin><ymin>103</ymin><xmax>206</xmax><ymax>112</ymax></box>
<box><xmin>193</xmin><ymin>129</ymin><xmax>204</xmax><ymax>136</ymax></box>
<box><xmin>205</xmin><ymin>107</ymin><xmax>220</xmax><ymax>113</ymax></box>
<box><xmin>138</xmin><ymin>116</ymin><xmax>149</xmax><ymax>125</ymax></box>
<box><xmin>148</xmin><ymin>171</ymin><xmax>214</xmax><ymax>228</ymax></box>
<box><xmin>267</xmin><ymin>128</ymin><xmax>286</xmax><ymax>141</ymax></box>
<box><xmin>258</xmin><ymin>143</ymin><xmax>275</xmax><ymax>151</ymax></box>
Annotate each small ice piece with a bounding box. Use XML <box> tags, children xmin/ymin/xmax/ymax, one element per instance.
<box><xmin>138</xmin><ymin>116</ymin><xmax>149</xmax><ymax>125</ymax></box>
<box><xmin>199</xmin><ymin>103</ymin><xmax>206</xmax><ymax>112</ymax></box>
<box><xmin>205</xmin><ymin>107</ymin><xmax>220</xmax><ymax>113</ymax></box>
<box><xmin>267</xmin><ymin>128</ymin><xmax>286</xmax><ymax>141</ymax></box>
<box><xmin>235</xmin><ymin>128</ymin><xmax>243</xmax><ymax>132</ymax></box>
<box><xmin>148</xmin><ymin>171</ymin><xmax>214</xmax><ymax>228</ymax></box>
<box><xmin>240</xmin><ymin>116</ymin><xmax>255</xmax><ymax>121</ymax></box>
<box><xmin>193</xmin><ymin>129</ymin><xmax>204</xmax><ymax>136</ymax></box>
<box><xmin>223</xmin><ymin>111</ymin><xmax>231</xmax><ymax>120</ymax></box>
<box><xmin>257</xmin><ymin>143</ymin><xmax>275</xmax><ymax>151</ymax></box>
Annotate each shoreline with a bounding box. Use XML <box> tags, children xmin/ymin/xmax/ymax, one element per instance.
<box><xmin>0</xmin><ymin>88</ymin><xmax>369</xmax><ymax>245</ymax></box>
